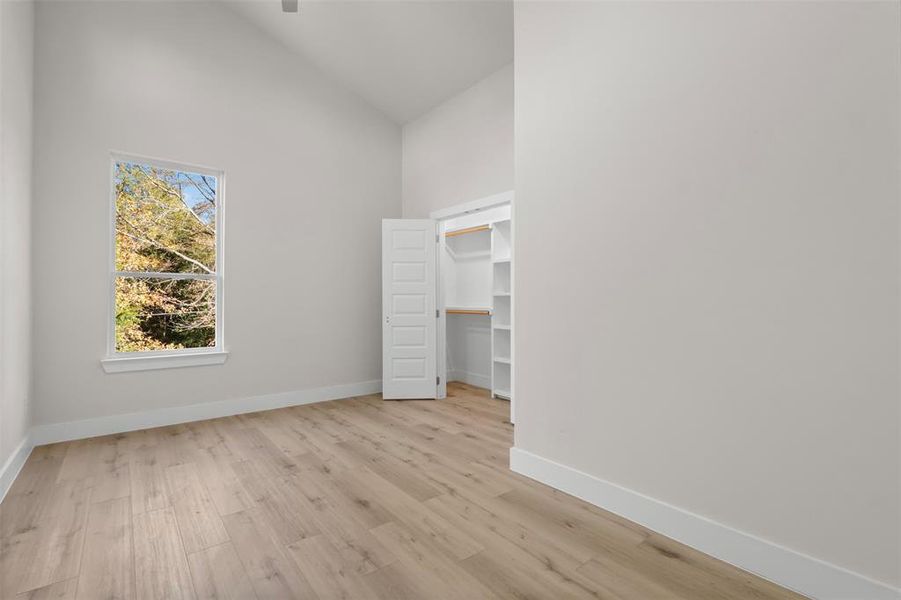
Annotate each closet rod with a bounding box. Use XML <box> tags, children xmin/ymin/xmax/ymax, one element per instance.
<box><xmin>446</xmin><ymin>309</ymin><xmax>491</xmax><ymax>315</ymax></box>
<box><xmin>445</xmin><ymin>224</ymin><xmax>490</xmax><ymax>238</ymax></box>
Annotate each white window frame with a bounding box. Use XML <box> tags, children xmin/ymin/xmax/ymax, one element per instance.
<box><xmin>101</xmin><ymin>152</ymin><xmax>227</xmax><ymax>373</ymax></box>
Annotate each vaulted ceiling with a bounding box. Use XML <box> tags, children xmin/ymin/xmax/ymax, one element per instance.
<box><xmin>228</xmin><ymin>0</ymin><xmax>513</xmax><ymax>124</ymax></box>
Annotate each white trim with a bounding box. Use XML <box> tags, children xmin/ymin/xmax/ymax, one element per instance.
<box><xmin>0</xmin><ymin>434</ymin><xmax>34</xmax><ymax>503</ymax></box>
<box><xmin>109</xmin><ymin>151</ymin><xmax>222</xmax><ymax>178</ymax></box>
<box><xmin>509</xmin><ymin>447</ymin><xmax>901</xmax><ymax>600</ymax></box>
<box><xmin>429</xmin><ymin>191</ymin><xmax>514</xmax><ymax>405</ymax></box>
<box><xmin>447</xmin><ymin>370</ymin><xmax>491</xmax><ymax>390</ymax></box>
<box><xmin>101</xmin><ymin>350</ymin><xmax>229</xmax><ymax>373</ymax></box>
<box><xmin>31</xmin><ymin>380</ymin><xmax>381</xmax><ymax>446</ymax></box>
<box><xmin>437</xmin><ymin>220</ymin><xmax>448</xmax><ymax>399</ymax></box>
<box><xmin>507</xmin><ymin>199</ymin><xmax>515</xmax><ymax>422</ymax></box>
<box><xmin>114</xmin><ymin>271</ymin><xmax>217</xmax><ymax>281</ymax></box>
<box><xmin>428</xmin><ymin>190</ymin><xmax>514</xmax><ymax>221</ymax></box>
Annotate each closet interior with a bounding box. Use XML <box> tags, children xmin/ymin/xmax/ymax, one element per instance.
<box><xmin>439</xmin><ymin>203</ymin><xmax>512</xmax><ymax>401</ymax></box>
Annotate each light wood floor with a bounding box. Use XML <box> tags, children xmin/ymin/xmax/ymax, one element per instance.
<box><xmin>1</xmin><ymin>382</ymin><xmax>805</xmax><ymax>600</ymax></box>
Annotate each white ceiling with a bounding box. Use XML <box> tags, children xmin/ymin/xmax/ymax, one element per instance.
<box><xmin>228</xmin><ymin>0</ymin><xmax>513</xmax><ymax>124</ymax></box>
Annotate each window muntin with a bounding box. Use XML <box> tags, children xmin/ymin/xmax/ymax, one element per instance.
<box><xmin>110</xmin><ymin>156</ymin><xmax>223</xmax><ymax>355</ymax></box>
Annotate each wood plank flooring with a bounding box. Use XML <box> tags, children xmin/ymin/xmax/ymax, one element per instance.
<box><xmin>0</xmin><ymin>383</ymin><xmax>805</xmax><ymax>599</ymax></box>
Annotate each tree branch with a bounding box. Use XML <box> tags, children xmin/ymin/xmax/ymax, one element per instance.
<box><xmin>130</xmin><ymin>170</ymin><xmax>214</xmax><ymax>234</ymax></box>
<box><xmin>118</xmin><ymin>217</ymin><xmax>214</xmax><ymax>274</ymax></box>
<box><xmin>184</xmin><ymin>174</ymin><xmax>216</xmax><ymax>205</ymax></box>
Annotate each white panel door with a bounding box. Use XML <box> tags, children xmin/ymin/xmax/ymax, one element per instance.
<box><xmin>382</xmin><ymin>219</ymin><xmax>437</xmax><ymax>399</ymax></box>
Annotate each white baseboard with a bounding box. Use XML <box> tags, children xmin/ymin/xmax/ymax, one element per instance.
<box><xmin>448</xmin><ymin>370</ymin><xmax>491</xmax><ymax>390</ymax></box>
<box><xmin>31</xmin><ymin>380</ymin><xmax>382</xmax><ymax>446</ymax></box>
<box><xmin>0</xmin><ymin>434</ymin><xmax>34</xmax><ymax>503</ymax></box>
<box><xmin>510</xmin><ymin>447</ymin><xmax>900</xmax><ymax>600</ymax></box>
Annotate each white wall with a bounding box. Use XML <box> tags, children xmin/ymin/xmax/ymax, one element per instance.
<box><xmin>0</xmin><ymin>0</ymin><xmax>34</xmax><ymax>475</ymax></box>
<box><xmin>402</xmin><ymin>63</ymin><xmax>512</xmax><ymax>218</ymax></box>
<box><xmin>31</xmin><ymin>1</ymin><xmax>400</xmax><ymax>427</ymax></box>
<box><xmin>441</xmin><ymin>221</ymin><xmax>493</xmax><ymax>388</ymax></box>
<box><xmin>515</xmin><ymin>0</ymin><xmax>900</xmax><ymax>591</ymax></box>
<box><xmin>446</xmin><ymin>314</ymin><xmax>491</xmax><ymax>388</ymax></box>
<box><xmin>402</xmin><ymin>64</ymin><xmax>513</xmax><ymax>391</ymax></box>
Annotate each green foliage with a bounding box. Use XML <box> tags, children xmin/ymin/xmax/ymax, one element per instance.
<box><xmin>114</xmin><ymin>163</ymin><xmax>217</xmax><ymax>352</ymax></box>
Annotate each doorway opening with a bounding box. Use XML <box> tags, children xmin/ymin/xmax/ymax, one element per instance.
<box><xmin>381</xmin><ymin>191</ymin><xmax>514</xmax><ymax>421</ymax></box>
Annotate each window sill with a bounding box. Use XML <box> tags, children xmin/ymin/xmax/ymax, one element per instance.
<box><xmin>101</xmin><ymin>351</ymin><xmax>228</xmax><ymax>374</ymax></box>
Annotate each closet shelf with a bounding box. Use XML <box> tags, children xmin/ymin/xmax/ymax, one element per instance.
<box><xmin>494</xmin><ymin>389</ymin><xmax>511</xmax><ymax>400</ymax></box>
<box><xmin>492</xmin><ymin>257</ymin><xmax>511</xmax><ymax>264</ymax></box>
<box><xmin>493</xmin><ymin>357</ymin><xmax>511</xmax><ymax>364</ymax></box>
<box><xmin>446</xmin><ymin>307</ymin><xmax>491</xmax><ymax>315</ymax></box>
<box><xmin>446</xmin><ymin>224</ymin><xmax>491</xmax><ymax>238</ymax></box>
<box><xmin>493</xmin><ymin>292</ymin><xmax>511</xmax><ymax>297</ymax></box>
<box><xmin>493</xmin><ymin>324</ymin><xmax>511</xmax><ymax>330</ymax></box>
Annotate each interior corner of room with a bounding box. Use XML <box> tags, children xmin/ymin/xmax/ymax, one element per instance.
<box><xmin>1</xmin><ymin>1</ymin><xmax>899</xmax><ymax>599</ymax></box>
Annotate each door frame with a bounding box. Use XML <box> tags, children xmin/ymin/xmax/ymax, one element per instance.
<box><xmin>429</xmin><ymin>190</ymin><xmax>514</xmax><ymax>412</ymax></box>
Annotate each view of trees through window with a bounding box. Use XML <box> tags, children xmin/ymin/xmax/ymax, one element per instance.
<box><xmin>114</xmin><ymin>161</ymin><xmax>218</xmax><ymax>352</ymax></box>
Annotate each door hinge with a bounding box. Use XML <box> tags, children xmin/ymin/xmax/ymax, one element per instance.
<box><xmin>436</xmin><ymin>309</ymin><xmax>439</xmax><ymax>318</ymax></box>
<box><xmin>437</xmin><ymin>376</ymin><xmax>440</xmax><ymax>385</ymax></box>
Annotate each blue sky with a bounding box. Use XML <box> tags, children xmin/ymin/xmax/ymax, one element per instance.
<box><xmin>118</xmin><ymin>161</ymin><xmax>216</xmax><ymax>223</ymax></box>
<box><xmin>175</xmin><ymin>171</ymin><xmax>216</xmax><ymax>211</ymax></box>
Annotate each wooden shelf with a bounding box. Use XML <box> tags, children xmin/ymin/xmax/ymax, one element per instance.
<box><xmin>446</xmin><ymin>224</ymin><xmax>490</xmax><ymax>238</ymax></box>
<box><xmin>446</xmin><ymin>307</ymin><xmax>491</xmax><ymax>316</ymax></box>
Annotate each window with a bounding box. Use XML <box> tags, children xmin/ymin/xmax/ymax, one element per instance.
<box><xmin>103</xmin><ymin>154</ymin><xmax>225</xmax><ymax>373</ymax></box>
